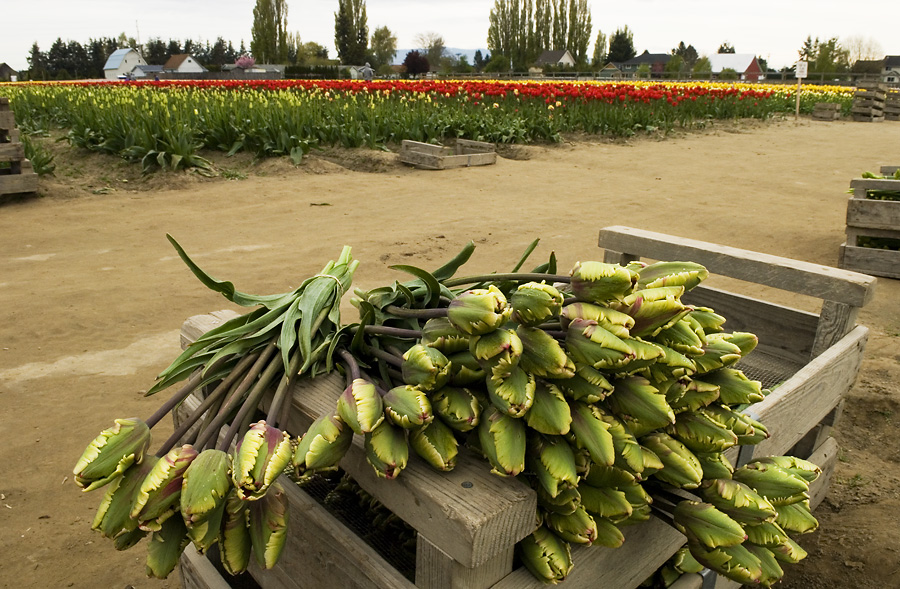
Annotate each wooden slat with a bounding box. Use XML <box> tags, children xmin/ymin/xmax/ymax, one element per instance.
<box><xmin>0</xmin><ymin>111</ymin><xmax>14</xmax><ymax>130</ymax></box>
<box><xmin>839</xmin><ymin>243</ymin><xmax>900</xmax><ymax>279</ymax></box>
<box><xmin>182</xmin><ymin>314</ymin><xmax>537</xmax><ymax>570</ymax></box>
<box><xmin>248</xmin><ymin>481</ymin><xmax>417</xmax><ymax>589</ymax></box>
<box><xmin>0</xmin><ymin>172</ymin><xmax>38</xmax><ymax>196</ymax></box>
<box><xmin>401</xmin><ymin>140</ymin><xmax>452</xmax><ymax>156</ymax></box>
<box><xmin>0</xmin><ymin>142</ymin><xmax>24</xmax><ymax>160</ymax></box>
<box><xmin>850</xmin><ymin>178</ymin><xmax>900</xmax><ymax>192</ymax></box>
<box><xmin>724</xmin><ymin>325</ymin><xmax>867</xmax><ymax>462</ymax></box>
<box><xmin>597</xmin><ymin>226</ymin><xmax>876</xmax><ymax>308</ymax></box>
<box><xmin>683</xmin><ymin>286</ymin><xmax>818</xmax><ymax>365</ymax></box>
<box><xmin>416</xmin><ymin>538</ymin><xmax>513</xmax><ymax>589</ymax></box>
<box><xmin>847</xmin><ymin>198</ymin><xmax>900</xmax><ymax>231</ymax></box>
<box><xmin>491</xmin><ymin>518</ymin><xmax>685</xmax><ymax>589</ymax></box>
<box><xmin>436</xmin><ymin>152</ymin><xmax>497</xmax><ymax>169</ymax></box>
<box><xmin>811</xmin><ymin>301</ymin><xmax>859</xmax><ymax>357</ymax></box>
<box><xmin>880</xmin><ymin>166</ymin><xmax>900</xmax><ymax>175</ymax></box>
<box><xmin>456</xmin><ymin>139</ymin><xmax>494</xmax><ymax>154</ymax></box>
<box><xmin>179</xmin><ymin>545</ymin><xmax>235</xmax><ymax>589</ymax></box>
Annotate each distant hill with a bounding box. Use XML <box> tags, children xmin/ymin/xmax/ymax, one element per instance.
<box><xmin>391</xmin><ymin>47</ymin><xmax>489</xmax><ymax>66</ymax></box>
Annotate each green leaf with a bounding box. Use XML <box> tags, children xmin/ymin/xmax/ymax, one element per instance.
<box><xmin>512</xmin><ymin>239</ymin><xmax>540</xmax><ymax>272</ymax></box>
<box><xmin>389</xmin><ymin>265</ymin><xmax>441</xmax><ymax>308</ymax></box>
<box><xmin>278</xmin><ymin>298</ymin><xmax>303</xmax><ymax>372</ymax></box>
<box><xmin>431</xmin><ymin>241</ymin><xmax>476</xmax><ymax>281</ymax></box>
<box><xmin>166</xmin><ymin>234</ymin><xmax>293</xmax><ymax>308</ymax></box>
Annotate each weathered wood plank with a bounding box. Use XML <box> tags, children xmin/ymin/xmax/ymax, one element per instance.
<box><xmin>456</xmin><ymin>139</ymin><xmax>494</xmax><ymax>154</ymax></box>
<box><xmin>597</xmin><ymin>226</ymin><xmax>876</xmax><ymax>308</ymax></box>
<box><xmin>0</xmin><ymin>111</ymin><xmax>14</xmax><ymax>130</ymax></box>
<box><xmin>683</xmin><ymin>286</ymin><xmax>818</xmax><ymax>365</ymax></box>
<box><xmin>181</xmin><ymin>314</ymin><xmax>537</xmax><ymax>570</ymax></box>
<box><xmin>179</xmin><ymin>545</ymin><xmax>235</xmax><ymax>589</ymax></box>
<box><xmin>0</xmin><ymin>172</ymin><xmax>38</xmax><ymax>195</ymax></box>
<box><xmin>839</xmin><ymin>243</ymin><xmax>900</xmax><ymax>279</ymax></box>
<box><xmin>724</xmin><ymin>325</ymin><xmax>867</xmax><ymax>463</ymax></box>
<box><xmin>847</xmin><ymin>197</ymin><xmax>900</xmax><ymax>231</ymax></box>
<box><xmin>881</xmin><ymin>166</ymin><xmax>900</xmax><ymax>175</ymax></box>
<box><xmin>401</xmin><ymin>140</ymin><xmax>453</xmax><ymax>156</ymax></box>
<box><xmin>850</xmin><ymin>178</ymin><xmax>900</xmax><ymax>192</ymax></box>
<box><xmin>0</xmin><ymin>142</ymin><xmax>24</xmax><ymax>161</ymax></box>
<box><xmin>811</xmin><ymin>301</ymin><xmax>859</xmax><ymax>358</ymax></box>
<box><xmin>491</xmin><ymin>518</ymin><xmax>685</xmax><ymax>589</ymax></box>
<box><xmin>248</xmin><ymin>481</ymin><xmax>417</xmax><ymax>589</ymax></box>
<box><xmin>416</xmin><ymin>537</ymin><xmax>513</xmax><ymax>589</ymax></box>
<box><xmin>437</xmin><ymin>152</ymin><xmax>497</xmax><ymax>169</ymax></box>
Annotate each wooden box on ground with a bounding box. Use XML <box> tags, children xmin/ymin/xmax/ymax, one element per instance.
<box><xmin>839</xmin><ymin>177</ymin><xmax>900</xmax><ymax>279</ymax></box>
<box><xmin>812</xmin><ymin>102</ymin><xmax>841</xmax><ymax>121</ymax></box>
<box><xmin>884</xmin><ymin>89</ymin><xmax>900</xmax><ymax>121</ymax></box>
<box><xmin>399</xmin><ymin>139</ymin><xmax>496</xmax><ymax>170</ymax></box>
<box><xmin>851</xmin><ymin>85</ymin><xmax>887</xmax><ymax>122</ymax></box>
<box><xmin>177</xmin><ymin>227</ymin><xmax>875</xmax><ymax>589</ymax></box>
<box><xmin>0</xmin><ymin>97</ymin><xmax>39</xmax><ymax>197</ymax></box>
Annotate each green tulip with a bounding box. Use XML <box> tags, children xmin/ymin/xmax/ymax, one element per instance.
<box><xmin>131</xmin><ymin>444</ymin><xmax>199</xmax><ymax>532</ymax></box>
<box><xmin>518</xmin><ymin>524</ymin><xmax>573</xmax><ymax>584</ymax></box>
<box><xmin>401</xmin><ymin>344</ymin><xmax>451</xmax><ymax>391</ymax></box>
<box><xmin>410</xmin><ymin>419</ymin><xmax>459</xmax><ymax>472</ymax></box>
<box><xmin>364</xmin><ymin>420</ymin><xmax>409</xmax><ymax>479</ymax></box>
<box><xmin>336</xmin><ymin>378</ymin><xmax>384</xmax><ymax>434</ymax></box>
<box><xmin>383</xmin><ymin>385</ymin><xmax>434</xmax><ymax>428</ymax></box>
<box><xmin>673</xmin><ymin>501</ymin><xmax>747</xmax><ymax>549</ymax></box>
<box><xmin>525</xmin><ymin>381</ymin><xmax>572</xmax><ymax>436</ymax></box>
<box><xmin>249</xmin><ymin>481</ymin><xmax>290</xmax><ymax>569</ymax></box>
<box><xmin>145</xmin><ymin>513</ymin><xmax>190</xmax><ymax>579</ymax></box>
<box><xmin>293</xmin><ymin>414</ymin><xmax>354</xmax><ymax>475</ymax></box>
<box><xmin>447</xmin><ymin>285</ymin><xmax>510</xmax><ymax>335</ymax></box>
<box><xmin>569</xmin><ymin>261</ymin><xmax>634</xmax><ymax>303</ymax></box>
<box><xmin>486</xmin><ymin>366</ymin><xmax>536</xmax><ymax>418</ymax></box>
<box><xmin>420</xmin><ymin>317</ymin><xmax>470</xmax><ymax>354</ymax></box>
<box><xmin>180</xmin><ymin>449</ymin><xmax>232</xmax><ymax>552</ymax></box>
<box><xmin>73</xmin><ymin>417</ymin><xmax>151</xmax><ymax>492</ymax></box>
<box><xmin>431</xmin><ymin>386</ymin><xmax>481</xmax><ymax>432</ymax></box>
<box><xmin>92</xmin><ymin>457</ymin><xmax>158</xmax><ymax>540</ymax></box>
<box><xmin>510</xmin><ymin>281</ymin><xmax>564</xmax><ymax>327</ymax></box>
<box><xmin>219</xmin><ymin>490</ymin><xmax>252</xmax><ymax>575</ymax></box>
<box><xmin>517</xmin><ymin>326</ymin><xmax>575</xmax><ymax>379</ymax></box>
<box><xmin>233</xmin><ymin>421</ymin><xmax>293</xmax><ymax>501</ymax></box>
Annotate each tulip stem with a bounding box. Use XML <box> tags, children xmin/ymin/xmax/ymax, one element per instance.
<box><xmin>364</xmin><ymin>344</ymin><xmax>403</xmax><ymax>368</ymax></box>
<box><xmin>267</xmin><ymin>348</ymin><xmax>302</xmax><ymax>426</ymax></box>
<box><xmin>193</xmin><ymin>342</ymin><xmax>278</xmax><ymax>451</ymax></box>
<box><xmin>145</xmin><ymin>367</ymin><xmax>211</xmax><ymax>429</ymax></box>
<box><xmin>359</xmin><ymin>325</ymin><xmax>422</xmax><ymax>339</ymax></box>
<box><xmin>442</xmin><ymin>273</ymin><xmax>571</xmax><ymax>288</ymax></box>
<box><xmin>217</xmin><ymin>353</ymin><xmax>284</xmax><ymax>452</ymax></box>
<box><xmin>385</xmin><ymin>305</ymin><xmax>448</xmax><ymax>319</ymax></box>
<box><xmin>152</xmin><ymin>352</ymin><xmax>259</xmax><ymax>457</ymax></box>
<box><xmin>338</xmin><ymin>349</ymin><xmax>361</xmax><ymax>380</ymax></box>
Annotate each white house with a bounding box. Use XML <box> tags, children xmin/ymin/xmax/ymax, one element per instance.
<box><xmin>103</xmin><ymin>48</ymin><xmax>147</xmax><ymax>80</ymax></box>
<box><xmin>884</xmin><ymin>56</ymin><xmax>900</xmax><ymax>84</ymax></box>
<box><xmin>535</xmin><ymin>50</ymin><xmax>576</xmax><ymax>68</ymax></box>
<box><xmin>163</xmin><ymin>54</ymin><xmax>208</xmax><ymax>74</ymax></box>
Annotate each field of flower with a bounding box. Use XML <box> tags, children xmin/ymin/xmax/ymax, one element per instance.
<box><xmin>3</xmin><ymin>79</ymin><xmax>854</xmax><ymax>172</ymax></box>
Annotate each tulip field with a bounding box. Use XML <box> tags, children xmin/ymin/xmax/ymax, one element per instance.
<box><xmin>4</xmin><ymin>79</ymin><xmax>854</xmax><ymax>172</ymax></box>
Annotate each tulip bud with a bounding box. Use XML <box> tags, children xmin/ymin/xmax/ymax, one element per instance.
<box><xmin>614</xmin><ymin>286</ymin><xmax>689</xmax><ymax>337</ymax></box>
<box><xmin>431</xmin><ymin>386</ymin><xmax>481</xmax><ymax>432</ymax></box>
<box><xmin>219</xmin><ymin>490</ymin><xmax>252</xmax><ymax>575</ymax></box>
<box><xmin>560</xmin><ymin>302</ymin><xmax>634</xmax><ymax>337</ymax></box>
<box><xmin>545</xmin><ymin>505</ymin><xmax>598</xmax><ymax>545</ymax></box>
<box><xmin>336</xmin><ymin>378</ymin><xmax>384</xmax><ymax>434</ymax></box>
<box><xmin>527</xmin><ymin>436</ymin><xmax>578</xmax><ymax>498</ymax></box>
<box><xmin>447</xmin><ymin>285</ymin><xmax>510</xmax><ymax>335</ymax></box>
<box><xmin>636</xmin><ymin>261</ymin><xmax>709</xmax><ymax>291</ymax></box>
<box><xmin>525</xmin><ymin>381</ymin><xmax>572</xmax><ymax>436</ymax></box>
<box><xmin>181</xmin><ymin>449</ymin><xmax>232</xmax><ymax>552</ymax></box>
<box><xmin>364</xmin><ymin>420</ymin><xmax>409</xmax><ymax>479</ymax></box>
<box><xmin>383</xmin><ymin>385</ymin><xmax>433</xmax><ymax>428</ymax></box>
<box><xmin>420</xmin><ymin>317</ymin><xmax>470</xmax><ymax>354</ymax></box>
<box><xmin>293</xmin><ymin>415</ymin><xmax>353</xmax><ymax>475</ymax></box>
<box><xmin>74</xmin><ymin>417</ymin><xmax>152</xmax><ymax>492</ymax></box>
<box><xmin>673</xmin><ymin>501</ymin><xmax>747</xmax><ymax>549</ymax></box>
<box><xmin>410</xmin><ymin>419</ymin><xmax>458</xmax><ymax>472</ymax></box>
<box><xmin>700</xmin><ymin>477</ymin><xmax>777</xmax><ymax>525</ymax></box>
<box><xmin>145</xmin><ymin>513</ymin><xmax>190</xmax><ymax>579</ymax></box>
<box><xmin>233</xmin><ymin>421</ymin><xmax>293</xmax><ymax>501</ymax></box>
<box><xmin>470</xmin><ymin>328</ymin><xmax>523</xmax><ymax>379</ymax></box>
<box><xmin>401</xmin><ymin>344</ymin><xmax>451</xmax><ymax>391</ymax></box>
<box><xmin>518</xmin><ymin>524</ymin><xmax>573</xmax><ymax>584</ymax></box>
<box><xmin>92</xmin><ymin>457</ymin><xmax>159</xmax><ymax>539</ymax></box>
<box><xmin>249</xmin><ymin>481</ymin><xmax>290</xmax><ymax>569</ymax></box>
<box><xmin>569</xmin><ymin>261</ymin><xmax>634</xmax><ymax>304</ymax></box>
<box><xmin>131</xmin><ymin>444</ymin><xmax>199</xmax><ymax>532</ymax></box>
<box><xmin>517</xmin><ymin>326</ymin><xmax>575</xmax><ymax>379</ymax></box>
<box><xmin>565</xmin><ymin>318</ymin><xmax>634</xmax><ymax>370</ymax></box>
<box><xmin>477</xmin><ymin>405</ymin><xmax>526</xmax><ymax>476</ymax></box>
<box><xmin>486</xmin><ymin>366</ymin><xmax>536</xmax><ymax>418</ymax></box>
<box><xmin>510</xmin><ymin>282</ymin><xmax>564</xmax><ymax>327</ymax></box>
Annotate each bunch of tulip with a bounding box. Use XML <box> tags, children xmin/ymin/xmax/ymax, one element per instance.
<box><xmin>73</xmin><ymin>239</ymin><xmax>819</xmax><ymax>585</ymax></box>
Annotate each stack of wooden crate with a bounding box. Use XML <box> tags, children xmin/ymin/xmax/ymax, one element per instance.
<box><xmin>839</xmin><ymin>174</ymin><xmax>900</xmax><ymax>279</ymax></box>
<box><xmin>851</xmin><ymin>82</ymin><xmax>886</xmax><ymax>122</ymax></box>
<box><xmin>176</xmin><ymin>227</ymin><xmax>876</xmax><ymax>589</ymax></box>
<box><xmin>812</xmin><ymin>102</ymin><xmax>841</xmax><ymax>121</ymax></box>
<box><xmin>885</xmin><ymin>88</ymin><xmax>900</xmax><ymax>121</ymax></box>
<box><xmin>0</xmin><ymin>97</ymin><xmax>38</xmax><ymax>197</ymax></box>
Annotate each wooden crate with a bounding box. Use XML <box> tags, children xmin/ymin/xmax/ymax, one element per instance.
<box><xmin>881</xmin><ymin>165</ymin><xmax>899</xmax><ymax>176</ymax></box>
<box><xmin>177</xmin><ymin>227</ymin><xmax>875</xmax><ymax>589</ymax></box>
<box><xmin>851</xmin><ymin>87</ymin><xmax>886</xmax><ymax>122</ymax></box>
<box><xmin>399</xmin><ymin>139</ymin><xmax>496</xmax><ymax>170</ymax></box>
<box><xmin>0</xmin><ymin>97</ymin><xmax>39</xmax><ymax>197</ymax></box>
<box><xmin>812</xmin><ymin>102</ymin><xmax>841</xmax><ymax>121</ymax></box>
<box><xmin>839</xmin><ymin>177</ymin><xmax>900</xmax><ymax>279</ymax></box>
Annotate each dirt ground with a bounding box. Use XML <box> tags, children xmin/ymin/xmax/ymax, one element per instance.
<box><xmin>1</xmin><ymin>118</ymin><xmax>898</xmax><ymax>589</ymax></box>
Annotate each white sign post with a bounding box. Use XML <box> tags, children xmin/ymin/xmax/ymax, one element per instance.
<box><xmin>795</xmin><ymin>60</ymin><xmax>808</xmax><ymax>119</ymax></box>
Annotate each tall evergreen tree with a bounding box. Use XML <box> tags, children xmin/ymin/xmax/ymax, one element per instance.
<box><xmin>534</xmin><ymin>0</ymin><xmax>551</xmax><ymax>50</ymax></box>
<box><xmin>717</xmin><ymin>41</ymin><xmax>735</xmax><ymax>54</ymax></box>
<box><xmin>251</xmin><ymin>0</ymin><xmax>289</xmax><ymax>62</ymax></box>
<box><xmin>334</xmin><ymin>0</ymin><xmax>368</xmax><ymax>64</ymax></box>
<box><xmin>607</xmin><ymin>26</ymin><xmax>635</xmax><ymax>63</ymax></box>
<box><xmin>552</xmin><ymin>0</ymin><xmax>567</xmax><ymax>50</ymax></box>
<box><xmin>566</xmin><ymin>0</ymin><xmax>591</xmax><ymax>64</ymax></box>
<box><xmin>27</xmin><ymin>42</ymin><xmax>48</xmax><ymax>80</ymax></box>
<box><xmin>591</xmin><ymin>30</ymin><xmax>607</xmax><ymax>67</ymax></box>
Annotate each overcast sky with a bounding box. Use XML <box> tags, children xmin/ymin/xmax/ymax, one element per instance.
<box><xmin>2</xmin><ymin>0</ymin><xmax>897</xmax><ymax>72</ymax></box>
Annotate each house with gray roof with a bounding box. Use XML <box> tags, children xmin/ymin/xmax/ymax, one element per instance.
<box><xmin>103</xmin><ymin>48</ymin><xmax>147</xmax><ymax>80</ymax></box>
